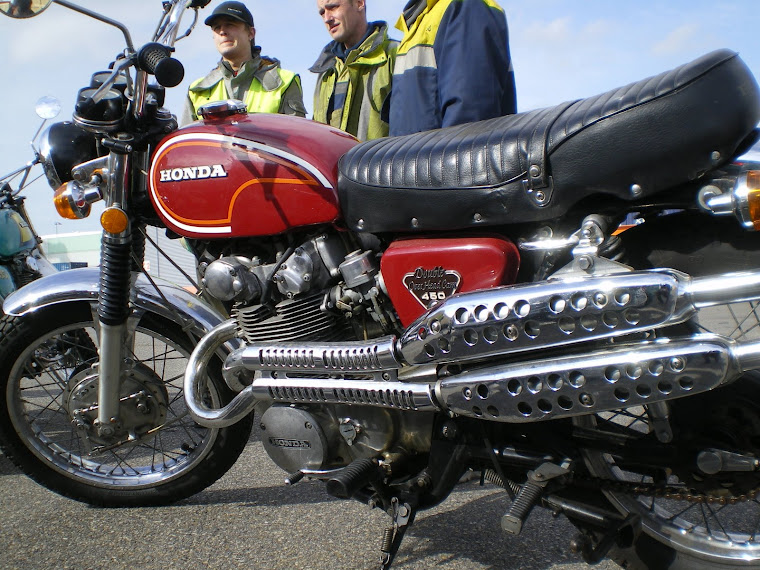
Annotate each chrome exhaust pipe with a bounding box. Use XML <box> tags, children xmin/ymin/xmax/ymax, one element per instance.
<box><xmin>437</xmin><ymin>333</ymin><xmax>760</xmax><ymax>423</ymax></box>
<box><xmin>436</xmin><ymin>335</ymin><xmax>737</xmax><ymax>423</ymax></box>
<box><xmin>184</xmin><ymin>320</ymin><xmax>259</xmax><ymax>428</ymax></box>
<box><xmin>221</xmin><ymin>336</ymin><xmax>402</xmax><ymax>387</ymax></box>
<box><xmin>185</xmin><ymin>268</ymin><xmax>760</xmax><ymax>428</ymax></box>
<box><xmin>399</xmin><ymin>269</ymin><xmax>760</xmax><ymax>366</ymax></box>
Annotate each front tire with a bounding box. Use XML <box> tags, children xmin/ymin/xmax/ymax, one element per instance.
<box><xmin>0</xmin><ymin>302</ymin><xmax>252</xmax><ymax>507</ymax></box>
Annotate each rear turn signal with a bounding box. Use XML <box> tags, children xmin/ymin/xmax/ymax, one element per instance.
<box><xmin>53</xmin><ymin>181</ymin><xmax>91</xmax><ymax>219</ymax></box>
<box><xmin>100</xmin><ymin>207</ymin><xmax>129</xmax><ymax>234</ymax></box>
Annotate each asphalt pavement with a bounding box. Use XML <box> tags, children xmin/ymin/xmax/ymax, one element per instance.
<box><xmin>0</xmin><ymin>424</ymin><xmax>622</xmax><ymax>570</ymax></box>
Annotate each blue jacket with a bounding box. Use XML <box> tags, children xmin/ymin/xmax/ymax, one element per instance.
<box><xmin>389</xmin><ymin>0</ymin><xmax>517</xmax><ymax>136</ymax></box>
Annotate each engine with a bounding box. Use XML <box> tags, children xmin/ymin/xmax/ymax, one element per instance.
<box><xmin>194</xmin><ymin>232</ymin><xmax>433</xmax><ymax>475</ymax></box>
<box><xmin>197</xmin><ymin>232</ymin><xmax>399</xmax><ymax>344</ymax></box>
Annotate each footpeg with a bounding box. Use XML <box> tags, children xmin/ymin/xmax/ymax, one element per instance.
<box><xmin>326</xmin><ymin>458</ymin><xmax>382</xmax><ymax>499</ymax></box>
<box><xmin>501</xmin><ymin>461</ymin><xmax>570</xmax><ymax>535</ymax></box>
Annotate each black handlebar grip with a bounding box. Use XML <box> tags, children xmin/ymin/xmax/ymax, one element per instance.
<box><xmin>137</xmin><ymin>42</ymin><xmax>185</xmax><ymax>88</ymax></box>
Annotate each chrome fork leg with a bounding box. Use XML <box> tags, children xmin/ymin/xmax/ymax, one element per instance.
<box><xmin>96</xmin><ymin>322</ymin><xmax>126</xmax><ymax>436</ymax></box>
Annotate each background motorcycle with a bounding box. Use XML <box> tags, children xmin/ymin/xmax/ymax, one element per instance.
<box><xmin>0</xmin><ymin>98</ymin><xmax>59</xmax><ymax>303</ymax></box>
<box><xmin>2</xmin><ymin>1</ymin><xmax>760</xmax><ymax>569</ymax></box>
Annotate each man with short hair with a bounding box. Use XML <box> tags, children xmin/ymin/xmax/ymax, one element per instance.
<box><xmin>389</xmin><ymin>0</ymin><xmax>517</xmax><ymax>136</ymax></box>
<box><xmin>311</xmin><ymin>0</ymin><xmax>398</xmax><ymax>141</ymax></box>
<box><xmin>181</xmin><ymin>1</ymin><xmax>306</xmax><ymax>125</ymax></box>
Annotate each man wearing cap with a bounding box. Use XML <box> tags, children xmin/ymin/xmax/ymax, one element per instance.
<box><xmin>181</xmin><ymin>1</ymin><xmax>306</xmax><ymax>125</ymax></box>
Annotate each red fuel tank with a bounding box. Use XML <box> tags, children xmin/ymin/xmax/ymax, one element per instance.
<box><xmin>148</xmin><ymin>113</ymin><xmax>358</xmax><ymax>238</ymax></box>
<box><xmin>380</xmin><ymin>236</ymin><xmax>520</xmax><ymax>326</ymax></box>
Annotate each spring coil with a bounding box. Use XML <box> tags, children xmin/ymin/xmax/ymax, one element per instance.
<box><xmin>98</xmin><ymin>234</ymin><xmax>132</xmax><ymax>325</ymax></box>
<box><xmin>131</xmin><ymin>224</ymin><xmax>146</xmax><ymax>272</ymax></box>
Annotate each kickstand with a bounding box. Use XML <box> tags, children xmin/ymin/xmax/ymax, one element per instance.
<box><xmin>379</xmin><ymin>497</ymin><xmax>416</xmax><ymax>570</ymax></box>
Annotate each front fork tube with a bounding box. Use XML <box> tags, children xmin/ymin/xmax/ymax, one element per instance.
<box><xmin>95</xmin><ymin>148</ymin><xmax>135</xmax><ymax>433</ymax></box>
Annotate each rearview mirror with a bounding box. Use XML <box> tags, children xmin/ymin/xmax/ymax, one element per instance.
<box><xmin>0</xmin><ymin>0</ymin><xmax>52</xmax><ymax>19</ymax></box>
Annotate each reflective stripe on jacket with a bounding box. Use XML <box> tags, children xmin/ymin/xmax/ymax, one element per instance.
<box><xmin>390</xmin><ymin>0</ymin><xmax>517</xmax><ymax>136</ymax></box>
<box><xmin>186</xmin><ymin>56</ymin><xmax>301</xmax><ymax>120</ymax></box>
<box><xmin>311</xmin><ymin>22</ymin><xmax>398</xmax><ymax>141</ymax></box>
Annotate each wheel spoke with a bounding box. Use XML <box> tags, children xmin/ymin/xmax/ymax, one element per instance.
<box><xmin>5</xmin><ymin>318</ymin><xmax>222</xmax><ymax>490</ymax></box>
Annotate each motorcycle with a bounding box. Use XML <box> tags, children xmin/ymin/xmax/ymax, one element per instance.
<box><xmin>2</xmin><ymin>1</ymin><xmax>760</xmax><ymax>568</ymax></box>
<box><xmin>0</xmin><ymin>98</ymin><xmax>59</xmax><ymax>303</ymax></box>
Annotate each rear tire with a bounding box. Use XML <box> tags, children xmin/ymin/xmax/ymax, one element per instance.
<box><xmin>0</xmin><ymin>302</ymin><xmax>253</xmax><ymax>507</ymax></box>
<box><xmin>577</xmin><ymin>212</ymin><xmax>760</xmax><ymax>568</ymax></box>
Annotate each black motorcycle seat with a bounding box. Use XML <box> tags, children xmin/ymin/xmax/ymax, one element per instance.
<box><xmin>337</xmin><ymin>49</ymin><xmax>760</xmax><ymax>233</ymax></box>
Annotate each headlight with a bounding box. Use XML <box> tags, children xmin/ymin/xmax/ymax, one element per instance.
<box><xmin>39</xmin><ymin>122</ymin><xmax>98</xmax><ymax>189</ymax></box>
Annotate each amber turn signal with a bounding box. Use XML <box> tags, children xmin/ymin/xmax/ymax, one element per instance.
<box><xmin>745</xmin><ymin>171</ymin><xmax>760</xmax><ymax>230</ymax></box>
<box><xmin>100</xmin><ymin>207</ymin><xmax>129</xmax><ymax>234</ymax></box>
<box><xmin>53</xmin><ymin>181</ymin><xmax>91</xmax><ymax>220</ymax></box>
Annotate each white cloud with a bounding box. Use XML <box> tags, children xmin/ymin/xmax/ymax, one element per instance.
<box><xmin>651</xmin><ymin>22</ymin><xmax>702</xmax><ymax>56</ymax></box>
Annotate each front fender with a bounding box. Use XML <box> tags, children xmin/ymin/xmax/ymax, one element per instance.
<box><xmin>2</xmin><ymin>267</ymin><xmax>229</xmax><ymax>340</ymax></box>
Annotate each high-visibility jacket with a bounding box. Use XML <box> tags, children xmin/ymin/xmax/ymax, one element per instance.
<box><xmin>311</xmin><ymin>22</ymin><xmax>398</xmax><ymax>141</ymax></box>
<box><xmin>389</xmin><ymin>0</ymin><xmax>517</xmax><ymax>136</ymax></box>
<box><xmin>182</xmin><ymin>51</ymin><xmax>305</xmax><ymax>125</ymax></box>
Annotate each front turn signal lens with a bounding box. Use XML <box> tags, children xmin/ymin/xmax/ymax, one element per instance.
<box><xmin>745</xmin><ymin>171</ymin><xmax>760</xmax><ymax>230</ymax></box>
<box><xmin>53</xmin><ymin>181</ymin><xmax>91</xmax><ymax>220</ymax></box>
<box><xmin>100</xmin><ymin>207</ymin><xmax>129</xmax><ymax>234</ymax></box>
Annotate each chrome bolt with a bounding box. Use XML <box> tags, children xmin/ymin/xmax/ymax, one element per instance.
<box><xmin>529</xmin><ymin>165</ymin><xmax>541</xmax><ymax>178</ymax></box>
<box><xmin>430</xmin><ymin>320</ymin><xmax>442</xmax><ymax>333</ymax></box>
<box><xmin>631</xmin><ymin>183</ymin><xmax>643</xmax><ymax>196</ymax></box>
<box><xmin>670</xmin><ymin>357</ymin><xmax>686</xmax><ymax>372</ymax></box>
<box><xmin>505</xmin><ymin>324</ymin><xmax>519</xmax><ymax>341</ymax></box>
<box><xmin>357</xmin><ymin>219</ymin><xmax>365</xmax><ymax>230</ymax></box>
<box><xmin>411</xmin><ymin>217</ymin><xmax>420</xmax><ymax>228</ymax></box>
<box><xmin>473</xmin><ymin>213</ymin><xmax>483</xmax><ymax>222</ymax></box>
<box><xmin>578</xmin><ymin>256</ymin><xmax>594</xmax><ymax>271</ymax></box>
<box><xmin>535</xmin><ymin>190</ymin><xmax>546</xmax><ymax>203</ymax></box>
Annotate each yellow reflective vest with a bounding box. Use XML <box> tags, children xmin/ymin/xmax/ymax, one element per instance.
<box><xmin>184</xmin><ymin>53</ymin><xmax>303</xmax><ymax>124</ymax></box>
<box><xmin>311</xmin><ymin>22</ymin><xmax>398</xmax><ymax>141</ymax></box>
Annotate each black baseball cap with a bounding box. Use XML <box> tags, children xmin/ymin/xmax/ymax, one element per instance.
<box><xmin>204</xmin><ymin>1</ymin><xmax>254</xmax><ymax>27</ymax></box>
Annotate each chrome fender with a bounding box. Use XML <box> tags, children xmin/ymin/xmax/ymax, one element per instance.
<box><xmin>2</xmin><ymin>267</ymin><xmax>228</xmax><ymax>341</ymax></box>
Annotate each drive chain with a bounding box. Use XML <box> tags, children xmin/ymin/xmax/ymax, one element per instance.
<box><xmin>578</xmin><ymin>474</ymin><xmax>760</xmax><ymax>505</ymax></box>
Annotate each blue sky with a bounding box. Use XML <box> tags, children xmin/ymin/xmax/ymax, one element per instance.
<box><xmin>0</xmin><ymin>0</ymin><xmax>758</xmax><ymax>236</ymax></box>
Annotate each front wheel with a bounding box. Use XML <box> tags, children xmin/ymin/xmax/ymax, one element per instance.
<box><xmin>0</xmin><ymin>303</ymin><xmax>253</xmax><ymax>506</ymax></box>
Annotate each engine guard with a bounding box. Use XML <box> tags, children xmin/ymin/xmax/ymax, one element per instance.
<box><xmin>1</xmin><ymin>266</ymin><xmax>230</xmax><ymax>344</ymax></box>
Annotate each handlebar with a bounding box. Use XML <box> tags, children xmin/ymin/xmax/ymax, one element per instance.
<box><xmin>138</xmin><ymin>43</ymin><xmax>184</xmax><ymax>88</ymax></box>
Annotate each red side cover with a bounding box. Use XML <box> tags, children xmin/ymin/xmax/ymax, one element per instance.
<box><xmin>381</xmin><ymin>236</ymin><xmax>520</xmax><ymax>326</ymax></box>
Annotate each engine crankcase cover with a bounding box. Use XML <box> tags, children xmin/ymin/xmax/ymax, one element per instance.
<box><xmin>260</xmin><ymin>405</ymin><xmax>329</xmax><ymax>473</ymax></box>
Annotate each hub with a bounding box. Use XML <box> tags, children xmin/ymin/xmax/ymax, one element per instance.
<box><xmin>65</xmin><ymin>361</ymin><xmax>169</xmax><ymax>451</ymax></box>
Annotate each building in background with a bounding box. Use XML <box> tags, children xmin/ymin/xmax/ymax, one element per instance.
<box><xmin>40</xmin><ymin>229</ymin><xmax>198</xmax><ymax>290</ymax></box>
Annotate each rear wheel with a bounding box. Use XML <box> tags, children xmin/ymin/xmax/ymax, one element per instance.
<box><xmin>576</xmin><ymin>212</ymin><xmax>760</xmax><ymax>568</ymax></box>
<box><xmin>0</xmin><ymin>303</ymin><xmax>253</xmax><ymax>506</ymax></box>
